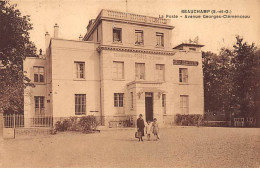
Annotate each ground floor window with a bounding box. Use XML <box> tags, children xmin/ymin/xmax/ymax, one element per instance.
<box><xmin>162</xmin><ymin>94</ymin><xmax>166</xmax><ymax>114</ymax></box>
<box><xmin>180</xmin><ymin>95</ymin><xmax>189</xmax><ymax>114</ymax></box>
<box><xmin>114</xmin><ymin>93</ymin><xmax>124</xmax><ymax>107</ymax></box>
<box><xmin>130</xmin><ymin>92</ymin><xmax>133</xmax><ymax>109</ymax></box>
<box><xmin>75</xmin><ymin>94</ymin><xmax>86</xmax><ymax>115</ymax></box>
<box><xmin>35</xmin><ymin>96</ymin><xmax>45</xmax><ymax>115</ymax></box>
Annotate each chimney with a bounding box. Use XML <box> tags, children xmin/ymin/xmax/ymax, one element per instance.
<box><xmin>45</xmin><ymin>31</ymin><xmax>50</xmax><ymax>52</ymax></box>
<box><xmin>54</xmin><ymin>23</ymin><xmax>59</xmax><ymax>38</ymax></box>
<box><xmin>79</xmin><ymin>34</ymin><xmax>83</xmax><ymax>40</ymax></box>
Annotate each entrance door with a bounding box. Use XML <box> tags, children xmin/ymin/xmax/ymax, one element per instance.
<box><xmin>145</xmin><ymin>92</ymin><xmax>153</xmax><ymax>122</ymax></box>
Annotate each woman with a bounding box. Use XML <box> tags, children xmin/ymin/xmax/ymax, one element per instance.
<box><xmin>152</xmin><ymin>118</ymin><xmax>159</xmax><ymax>140</ymax></box>
<box><xmin>136</xmin><ymin>114</ymin><xmax>145</xmax><ymax>141</ymax></box>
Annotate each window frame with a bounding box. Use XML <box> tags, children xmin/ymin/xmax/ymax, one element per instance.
<box><xmin>113</xmin><ymin>61</ymin><xmax>124</xmax><ymax>80</ymax></box>
<box><xmin>33</xmin><ymin>66</ymin><xmax>45</xmax><ymax>83</ymax></box>
<box><xmin>155</xmin><ymin>64</ymin><xmax>165</xmax><ymax>81</ymax></box>
<box><xmin>179</xmin><ymin>68</ymin><xmax>188</xmax><ymax>83</ymax></box>
<box><xmin>130</xmin><ymin>92</ymin><xmax>134</xmax><ymax>109</ymax></box>
<box><xmin>180</xmin><ymin>95</ymin><xmax>189</xmax><ymax>114</ymax></box>
<box><xmin>135</xmin><ymin>30</ymin><xmax>144</xmax><ymax>46</ymax></box>
<box><xmin>75</xmin><ymin>94</ymin><xmax>86</xmax><ymax>115</ymax></box>
<box><xmin>156</xmin><ymin>32</ymin><xmax>164</xmax><ymax>47</ymax></box>
<box><xmin>114</xmin><ymin>93</ymin><xmax>124</xmax><ymax>107</ymax></box>
<box><xmin>74</xmin><ymin>61</ymin><xmax>85</xmax><ymax>80</ymax></box>
<box><xmin>113</xmin><ymin>28</ymin><xmax>122</xmax><ymax>43</ymax></box>
<box><xmin>162</xmin><ymin>94</ymin><xmax>166</xmax><ymax>114</ymax></box>
<box><xmin>34</xmin><ymin>96</ymin><xmax>45</xmax><ymax>116</ymax></box>
<box><xmin>135</xmin><ymin>63</ymin><xmax>145</xmax><ymax>80</ymax></box>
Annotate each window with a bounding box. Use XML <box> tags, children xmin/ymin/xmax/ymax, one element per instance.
<box><xmin>135</xmin><ymin>30</ymin><xmax>143</xmax><ymax>45</ymax></box>
<box><xmin>75</xmin><ymin>94</ymin><xmax>86</xmax><ymax>115</ymax></box>
<box><xmin>179</xmin><ymin>68</ymin><xmax>188</xmax><ymax>83</ymax></box>
<box><xmin>35</xmin><ymin>96</ymin><xmax>45</xmax><ymax>115</ymax></box>
<box><xmin>113</xmin><ymin>61</ymin><xmax>124</xmax><ymax>79</ymax></box>
<box><xmin>113</xmin><ymin>28</ymin><xmax>122</xmax><ymax>43</ymax></box>
<box><xmin>75</xmin><ymin>62</ymin><xmax>85</xmax><ymax>79</ymax></box>
<box><xmin>130</xmin><ymin>92</ymin><xmax>133</xmax><ymax>109</ymax></box>
<box><xmin>135</xmin><ymin>63</ymin><xmax>145</xmax><ymax>80</ymax></box>
<box><xmin>162</xmin><ymin>94</ymin><xmax>166</xmax><ymax>114</ymax></box>
<box><xmin>180</xmin><ymin>95</ymin><xmax>189</xmax><ymax>114</ymax></box>
<box><xmin>156</xmin><ymin>32</ymin><xmax>164</xmax><ymax>47</ymax></box>
<box><xmin>155</xmin><ymin>64</ymin><xmax>165</xmax><ymax>81</ymax></box>
<box><xmin>33</xmin><ymin>67</ymin><xmax>44</xmax><ymax>83</ymax></box>
<box><xmin>114</xmin><ymin>93</ymin><xmax>124</xmax><ymax>107</ymax></box>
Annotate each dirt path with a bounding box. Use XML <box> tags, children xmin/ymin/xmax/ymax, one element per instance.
<box><xmin>1</xmin><ymin>127</ymin><xmax>260</xmax><ymax>167</ymax></box>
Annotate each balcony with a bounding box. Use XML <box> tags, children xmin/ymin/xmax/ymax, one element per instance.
<box><xmin>85</xmin><ymin>9</ymin><xmax>173</xmax><ymax>40</ymax></box>
<box><xmin>103</xmin><ymin>9</ymin><xmax>170</xmax><ymax>25</ymax></box>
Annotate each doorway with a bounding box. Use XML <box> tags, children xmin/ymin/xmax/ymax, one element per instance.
<box><xmin>145</xmin><ymin>92</ymin><xmax>153</xmax><ymax>122</ymax></box>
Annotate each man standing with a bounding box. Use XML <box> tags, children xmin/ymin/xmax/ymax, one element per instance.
<box><xmin>137</xmin><ymin>114</ymin><xmax>145</xmax><ymax>141</ymax></box>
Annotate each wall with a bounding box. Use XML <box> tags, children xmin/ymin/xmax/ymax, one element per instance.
<box><xmin>50</xmin><ymin>39</ymin><xmax>101</xmax><ymax>118</ymax></box>
<box><xmin>101</xmin><ymin>20</ymin><xmax>173</xmax><ymax>51</ymax></box>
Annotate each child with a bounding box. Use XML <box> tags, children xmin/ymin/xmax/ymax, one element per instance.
<box><xmin>152</xmin><ymin>118</ymin><xmax>159</xmax><ymax>140</ymax></box>
<box><xmin>145</xmin><ymin>121</ymin><xmax>153</xmax><ymax>141</ymax></box>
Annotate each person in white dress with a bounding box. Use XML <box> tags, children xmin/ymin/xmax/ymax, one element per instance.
<box><xmin>145</xmin><ymin>121</ymin><xmax>153</xmax><ymax>141</ymax></box>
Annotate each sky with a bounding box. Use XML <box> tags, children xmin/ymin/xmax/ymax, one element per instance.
<box><xmin>10</xmin><ymin>0</ymin><xmax>260</xmax><ymax>53</ymax></box>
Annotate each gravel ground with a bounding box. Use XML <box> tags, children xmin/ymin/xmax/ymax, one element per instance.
<box><xmin>1</xmin><ymin>127</ymin><xmax>260</xmax><ymax>168</ymax></box>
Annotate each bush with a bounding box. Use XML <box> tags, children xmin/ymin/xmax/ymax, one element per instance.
<box><xmin>54</xmin><ymin>116</ymin><xmax>98</xmax><ymax>133</ymax></box>
<box><xmin>175</xmin><ymin>114</ymin><xmax>203</xmax><ymax>126</ymax></box>
<box><xmin>78</xmin><ymin>115</ymin><xmax>98</xmax><ymax>133</ymax></box>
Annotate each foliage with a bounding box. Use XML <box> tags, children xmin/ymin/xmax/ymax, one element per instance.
<box><xmin>0</xmin><ymin>0</ymin><xmax>37</xmax><ymax>113</ymax></box>
<box><xmin>175</xmin><ymin>114</ymin><xmax>203</xmax><ymax>126</ymax></box>
<box><xmin>78</xmin><ymin>116</ymin><xmax>98</xmax><ymax>133</ymax></box>
<box><xmin>54</xmin><ymin>116</ymin><xmax>98</xmax><ymax>133</ymax></box>
<box><xmin>203</xmin><ymin>36</ymin><xmax>260</xmax><ymax>122</ymax></box>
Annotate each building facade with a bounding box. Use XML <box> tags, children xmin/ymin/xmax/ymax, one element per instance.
<box><xmin>24</xmin><ymin>9</ymin><xmax>204</xmax><ymax>127</ymax></box>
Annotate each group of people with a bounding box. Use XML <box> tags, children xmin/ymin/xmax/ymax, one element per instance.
<box><xmin>136</xmin><ymin>114</ymin><xmax>159</xmax><ymax>142</ymax></box>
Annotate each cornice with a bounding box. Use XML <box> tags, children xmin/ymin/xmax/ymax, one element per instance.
<box><xmin>97</xmin><ymin>45</ymin><xmax>176</xmax><ymax>56</ymax></box>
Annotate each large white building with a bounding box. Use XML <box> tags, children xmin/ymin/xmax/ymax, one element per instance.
<box><xmin>24</xmin><ymin>9</ymin><xmax>204</xmax><ymax>127</ymax></box>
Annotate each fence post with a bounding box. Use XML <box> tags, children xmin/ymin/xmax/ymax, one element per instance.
<box><xmin>13</xmin><ymin>114</ymin><xmax>16</xmax><ymax>139</ymax></box>
<box><xmin>0</xmin><ymin>110</ymin><xmax>3</xmax><ymax>140</ymax></box>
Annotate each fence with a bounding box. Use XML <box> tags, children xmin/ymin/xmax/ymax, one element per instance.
<box><xmin>3</xmin><ymin>114</ymin><xmax>24</xmax><ymax>128</ymax></box>
<box><xmin>3</xmin><ymin>114</ymin><xmax>53</xmax><ymax>128</ymax></box>
<box><xmin>3</xmin><ymin>114</ymin><xmax>107</xmax><ymax>128</ymax></box>
<box><xmin>3</xmin><ymin>114</ymin><xmax>137</xmax><ymax>129</ymax></box>
<box><xmin>234</xmin><ymin>117</ymin><xmax>256</xmax><ymax>127</ymax></box>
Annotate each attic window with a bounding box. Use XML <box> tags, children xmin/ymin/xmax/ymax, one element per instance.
<box><xmin>189</xmin><ymin>48</ymin><xmax>196</xmax><ymax>51</ymax></box>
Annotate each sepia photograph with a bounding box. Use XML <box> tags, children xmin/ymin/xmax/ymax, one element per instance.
<box><xmin>0</xmin><ymin>0</ymin><xmax>259</xmax><ymax>168</ymax></box>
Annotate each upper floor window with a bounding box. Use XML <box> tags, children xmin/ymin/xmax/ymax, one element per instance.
<box><xmin>135</xmin><ymin>63</ymin><xmax>145</xmax><ymax>80</ymax></box>
<box><xmin>35</xmin><ymin>96</ymin><xmax>45</xmax><ymax>115</ymax></box>
<box><xmin>33</xmin><ymin>66</ymin><xmax>44</xmax><ymax>83</ymax></box>
<box><xmin>113</xmin><ymin>61</ymin><xmax>124</xmax><ymax>79</ymax></box>
<box><xmin>114</xmin><ymin>93</ymin><xmax>124</xmax><ymax>107</ymax></box>
<box><xmin>75</xmin><ymin>62</ymin><xmax>85</xmax><ymax>79</ymax></box>
<box><xmin>179</xmin><ymin>68</ymin><xmax>188</xmax><ymax>83</ymax></box>
<box><xmin>155</xmin><ymin>64</ymin><xmax>165</xmax><ymax>81</ymax></box>
<box><xmin>156</xmin><ymin>32</ymin><xmax>164</xmax><ymax>47</ymax></box>
<box><xmin>113</xmin><ymin>28</ymin><xmax>122</xmax><ymax>43</ymax></box>
<box><xmin>75</xmin><ymin>94</ymin><xmax>86</xmax><ymax>115</ymax></box>
<box><xmin>135</xmin><ymin>30</ymin><xmax>143</xmax><ymax>45</ymax></box>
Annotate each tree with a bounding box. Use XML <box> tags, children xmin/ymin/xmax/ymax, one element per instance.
<box><xmin>203</xmin><ymin>36</ymin><xmax>260</xmax><ymax>125</ymax></box>
<box><xmin>202</xmin><ymin>50</ymin><xmax>233</xmax><ymax>120</ymax></box>
<box><xmin>231</xmin><ymin>36</ymin><xmax>260</xmax><ymax>118</ymax></box>
<box><xmin>0</xmin><ymin>0</ymin><xmax>37</xmax><ymax>113</ymax></box>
